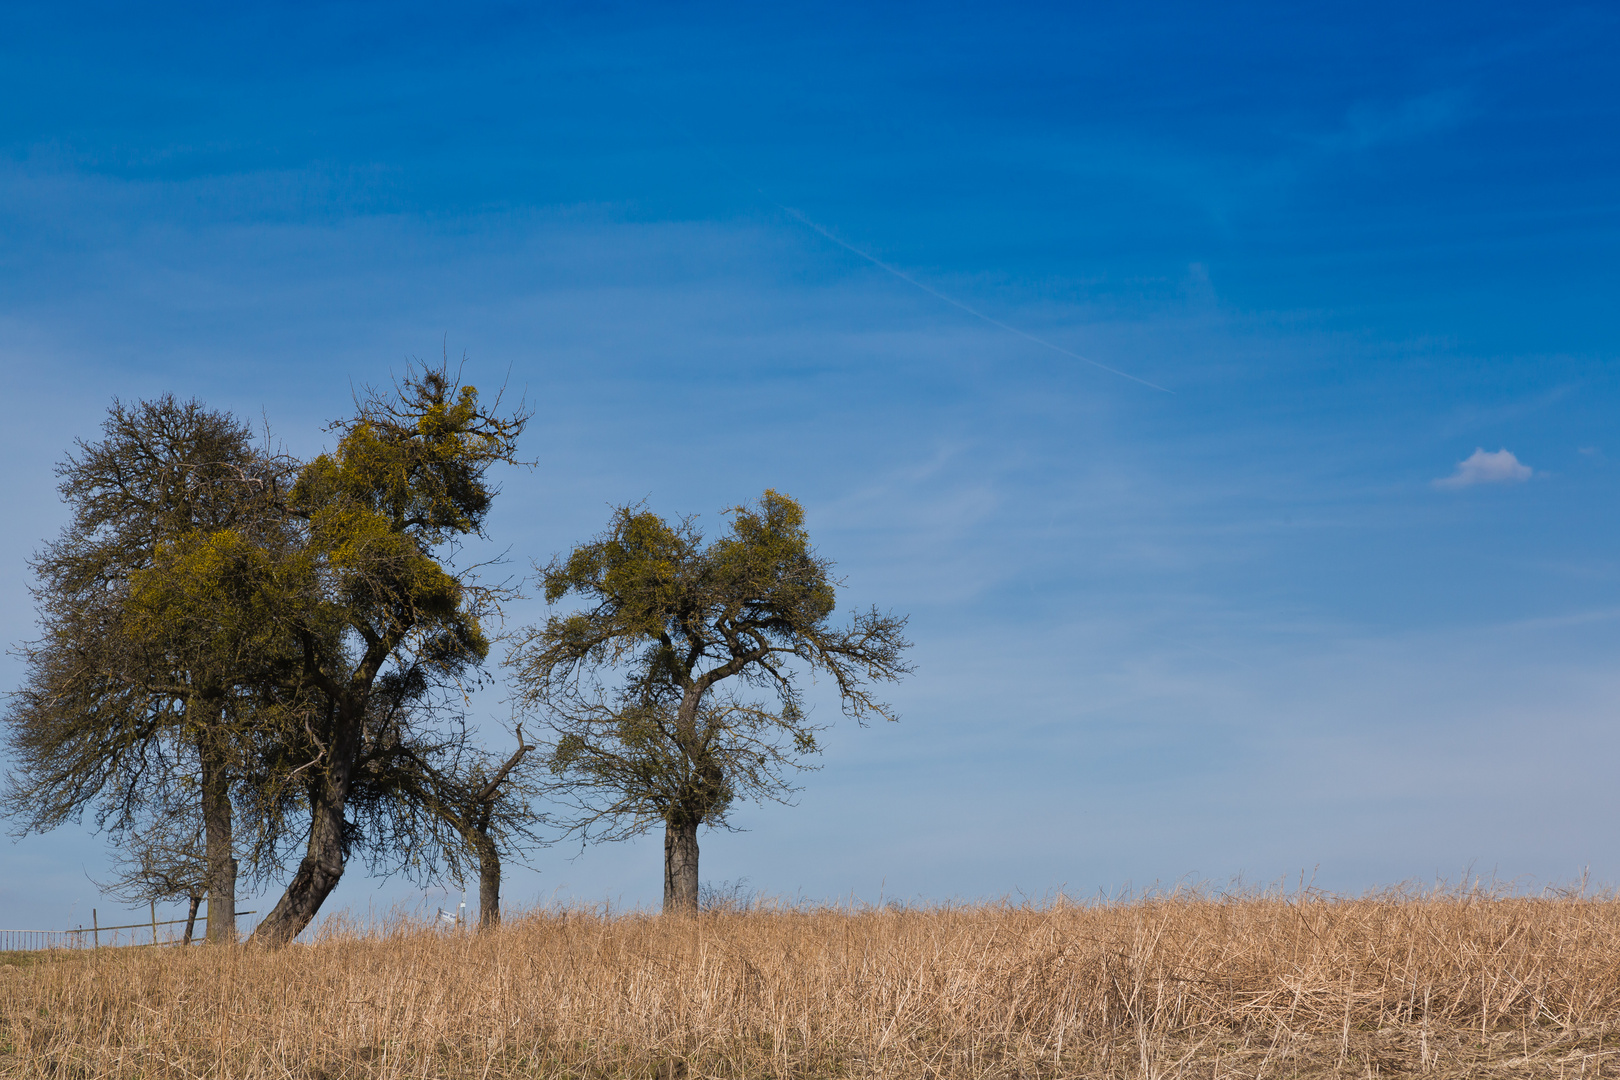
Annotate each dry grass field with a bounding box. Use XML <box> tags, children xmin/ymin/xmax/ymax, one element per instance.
<box><xmin>3</xmin><ymin>887</ymin><xmax>1619</xmax><ymax>1078</ymax></box>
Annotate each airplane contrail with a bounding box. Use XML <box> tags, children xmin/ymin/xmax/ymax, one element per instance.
<box><xmin>777</xmin><ymin>206</ymin><xmax>1172</xmax><ymax>394</ymax></box>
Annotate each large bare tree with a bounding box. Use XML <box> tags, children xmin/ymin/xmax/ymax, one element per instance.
<box><xmin>3</xmin><ymin>396</ymin><xmax>299</xmax><ymax>942</ymax></box>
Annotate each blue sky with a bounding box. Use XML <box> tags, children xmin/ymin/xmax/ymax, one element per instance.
<box><xmin>3</xmin><ymin>1</ymin><xmax>1620</xmax><ymax>932</ymax></box>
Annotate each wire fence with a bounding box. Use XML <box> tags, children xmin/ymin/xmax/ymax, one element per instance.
<box><xmin>1</xmin><ymin>909</ymin><xmax>256</xmax><ymax>952</ymax></box>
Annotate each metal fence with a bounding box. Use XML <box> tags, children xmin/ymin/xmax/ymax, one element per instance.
<box><xmin>0</xmin><ymin>928</ymin><xmax>89</xmax><ymax>951</ymax></box>
<box><xmin>1</xmin><ymin>908</ymin><xmax>255</xmax><ymax>952</ymax></box>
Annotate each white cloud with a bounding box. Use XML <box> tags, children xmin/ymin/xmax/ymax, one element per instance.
<box><xmin>1433</xmin><ymin>447</ymin><xmax>1533</xmax><ymax>489</ymax></box>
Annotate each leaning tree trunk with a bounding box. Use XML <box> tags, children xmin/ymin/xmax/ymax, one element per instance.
<box><xmin>663</xmin><ymin>815</ymin><xmax>700</xmax><ymax>915</ymax></box>
<box><xmin>249</xmin><ymin>774</ymin><xmax>348</xmax><ymax>945</ymax></box>
<box><xmin>473</xmin><ymin>830</ymin><xmax>501</xmax><ymax>931</ymax></box>
<box><xmin>200</xmin><ymin>746</ymin><xmax>236</xmax><ymax>944</ymax></box>
<box><xmin>182</xmin><ymin>895</ymin><xmax>202</xmax><ymax>944</ymax></box>
<box><xmin>249</xmin><ymin>702</ymin><xmax>361</xmax><ymax>947</ymax></box>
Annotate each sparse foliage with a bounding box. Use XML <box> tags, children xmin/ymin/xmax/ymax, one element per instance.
<box><xmin>3</xmin><ymin>395</ymin><xmax>300</xmax><ymax>942</ymax></box>
<box><xmin>95</xmin><ymin>804</ymin><xmax>212</xmax><ymax>943</ymax></box>
<box><xmin>365</xmin><ymin>727</ymin><xmax>545</xmax><ymax>930</ymax></box>
<box><xmin>248</xmin><ymin>364</ymin><xmax>530</xmax><ymax>945</ymax></box>
<box><xmin>507</xmin><ymin>490</ymin><xmax>911</xmax><ymax>913</ymax></box>
<box><xmin>5</xmin><ymin>370</ymin><xmax>536</xmax><ymax>950</ymax></box>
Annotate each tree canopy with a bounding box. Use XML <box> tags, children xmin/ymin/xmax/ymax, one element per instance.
<box><xmin>5</xmin><ymin>370</ymin><xmax>538</xmax><ymax>947</ymax></box>
<box><xmin>3</xmin><ymin>395</ymin><xmax>301</xmax><ymax>941</ymax></box>
<box><xmin>248</xmin><ymin>366</ymin><xmax>530</xmax><ymax>945</ymax></box>
<box><xmin>8</xmin><ymin>378</ymin><xmax>918</xmax><ymax>936</ymax></box>
<box><xmin>508</xmin><ymin>490</ymin><xmax>911</xmax><ymax>913</ymax></box>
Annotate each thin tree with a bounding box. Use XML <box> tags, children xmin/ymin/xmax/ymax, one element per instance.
<box><xmin>333</xmin><ymin>668</ymin><xmax>548</xmax><ymax>931</ymax></box>
<box><xmin>95</xmin><ymin>804</ymin><xmax>211</xmax><ymax>943</ymax></box>
<box><xmin>367</xmin><ymin>727</ymin><xmax>544</xmax><ymax>930</ymax></box>
<box><xmin>432</xmin><ymin>734</ymin><xmax>543</xmax><ymax>931</ymax></box>
<box><xmin>507</xmin><ymin>490</ymin><xmax>911</xmax><ymax>914</ymax></box>
<box><xmin>248</xmin><ymin>365</ymin><xmax>528</xmax><ymax>945</ymax></box>
<box><xmin>3</xmin><ymin>396</ymin><xmax>298</xmax><ymax>943</ymax></box>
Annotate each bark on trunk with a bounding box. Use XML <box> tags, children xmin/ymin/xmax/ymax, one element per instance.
<box><xmin>200</xmin><ymin>748</ymin><xmax>236</xmax><ymax>944</ymax></box>
<box><xmin>182</xmin><ymin>895</ymin><xmax>201</xmax><ymax>944</ymax></box>
<box><xmin>249</xmin><ymin>763</ymin><xmax>351</xmax><ymax>946</ymax></box>
<box><xmin>474</xmin><ymin>832</ymin><xmax>501</xmax><ymax>931</ymax></box>
<box><xmin>250</xmin><ymin>690</ymin><xmax>369</xmax><ymax>947</ymax></box>
<box><xmin>663</xmin><ymin>817</ymin><xmax>700</xmax><ymax>915</ymax></box>
<box><xmin>663</xmin><ymin>687</ymin><xmax>707</xmax><ymax>916</ymax></box>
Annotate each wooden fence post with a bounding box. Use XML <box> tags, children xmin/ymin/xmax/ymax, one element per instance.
<box><xmin>92</xmin><ymin>908</ymin><xmax>99</xmax><ymax>949</ymax></box>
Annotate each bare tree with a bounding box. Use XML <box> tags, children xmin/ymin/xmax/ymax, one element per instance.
<box><xmin>349</xmin><ymin>704</ymin><xmax>547</xmax><ymax>931</ymax></box>
<box><xmin>418</xmin><ymin>732</ymin><xmax>542</xmax><ymax>930</ymax></box>
<box><xmin>96</xmin><ymin>804</ymin><xmax>212</xmax><ymax>943</ymax></box>
<box><xmin>3</xmin><ymin>396</ymin><xmax>301</xmax><ymax>943</ymax></box>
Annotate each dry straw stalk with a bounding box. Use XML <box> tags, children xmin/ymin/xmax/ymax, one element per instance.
<box><xmin>4</xmin><ymin>888</ymin><xmax>1619</xmax><ymax>1078</ymax></box>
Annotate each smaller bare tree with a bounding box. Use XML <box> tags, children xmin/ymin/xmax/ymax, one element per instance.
<box><xmin>400</xmin><ymin>731</ymin><xmax>541</xmax><ymax>932</ymax></box>
<box><xmin>96</xmin><ymin>807</ymin><xmax>212</xmax><ymax>944</ymax></box>
<box><xmin>349</xmin><ymin>702</ymin><xmax>548</xmax><ymax>931</ymax></box>
<box><xmin>425</xmin><ymin>732</ymin><xmax>541</xmax><ymax>930</ymax></box>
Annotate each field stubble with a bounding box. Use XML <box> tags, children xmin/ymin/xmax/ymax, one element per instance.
<box><xmin>2</xmin><ymin>887</ymin><xmax>1618</xmax><ymax>1078</ymax></box>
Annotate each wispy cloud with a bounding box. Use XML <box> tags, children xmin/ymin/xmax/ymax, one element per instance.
<box><xmin>1331</xmin><ymin>89</ymin><xmax>1471</xmax><ymax>153</ymax></box>
<box><xmin>1433</xmin><ymin>448</ymin><xmax>1533</xmax><ymax>489</ymax></box>
<box><xmin>774</xmin><ymin>206</ymin><xmax>1172</xmax><ymax>393</ymax></box>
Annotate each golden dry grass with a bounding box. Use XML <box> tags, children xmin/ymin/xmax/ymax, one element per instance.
<box><xmin>4</xmin><ymin>889</ymin><xmax>1620</xmax><ymax>1078</ymax></box>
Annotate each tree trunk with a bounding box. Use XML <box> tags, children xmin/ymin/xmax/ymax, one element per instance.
<box><xmin>663</xmin><ymin>817</ymin><xmax>700</xmax><ymax>915</ymax></box>
<box><xmin>250</xmin><ymin>693</ymin><xmax>367</xmax><ymax>947</ymax></box>
<box><xmin>247</xmin><ymin>777</ymin><xmax>346</xmax><ymax>945</ymax></box>
<box><xmin>248</xmin><ymin>768</ymin><xmax>349</xmax><ymax>946</ymax></box>
<box><xmin>474</xmin><ymin>831</ymin><xmax>501</xmax><ymax>931</ymax></box>
<box><xmin>200</xmin><ymin>747</ymin><xmax>236</xmax><ymax>944</ymax></box>
<box><xmin>182</xmin><ymin>895</ymin><xmax>201</xmax><ymax>944</ymax></box>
